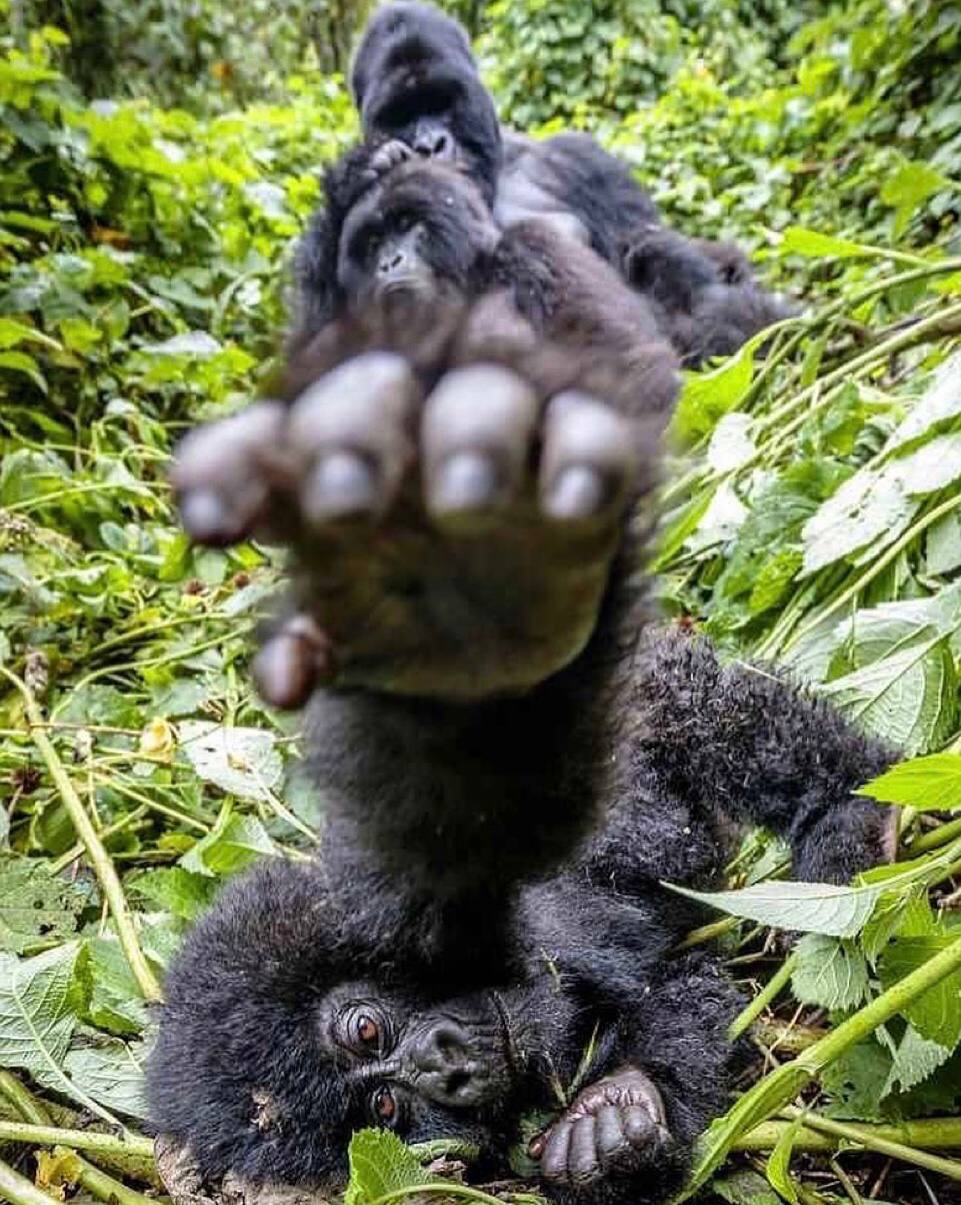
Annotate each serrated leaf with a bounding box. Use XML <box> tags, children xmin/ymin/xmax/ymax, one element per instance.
<box><xmin>0</xmin><ymin>856</ymin><xmax>87</xmax><ymax>953</ymax></box>
<box><xmin>792</xmin><ymin>934</ymin><xmax>870</xmax><ymax>1009</ymax></box>
<box><xmin>128</xmin><ymin>867</ymin><xmax>219</xmax><ymax>920</ymax></box>
<box><xmin>671</xmin><ymin>343</ymin><xmax>755</xmax><ymax>445</ymax></box>
<box><xmin>800</xmin><ymin>468</ymin><xmax>915</xmax><ymax>576</ymax></box>
<box><xmin>879</xmin><ymin>936</ymin><xmax>961</xmax><ymax>1051</ymax></box>
<box><xmin>179</xmin><ymin>720</ymin><xmax>282</xmax><ymax>801</ymax></box>
<box><xmin>64</xmin><ymin>1033</ymin><xmax>150</xmax><ymax>1121</ymax></box>
<box><xmin>663</xmin><ymin>879</ymin><xmax>882</xmax><ymax>937</ymax></box>
<box><xmin>856</xmin><ymin>753</ymin><xmax>961</xmax><ymax>811</ymax></box>
<box><xmin>882</xmin><ymin>1024</ymin><xmax>953</xmax><ymax>1097</ymax></box>
<box><xmin>344</xmin><ymin>1129</ymin><xmax>438</xmax><ymax>1205</ymax></box>
<box><xmin>888</xmin><ymin>354</ymin><xmax>961</xmax><ymax>451</ymax></box>
<box><xmin>0</xmin><ymin>944</ymin><xmax>119</xmax><ymax>1124</ymax></box>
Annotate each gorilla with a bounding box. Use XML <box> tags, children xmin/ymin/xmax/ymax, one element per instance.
<box><xmin>337</xmin><ymin>1</ymin><xmax>794</xmax><ymax>364</ymax></box>
<box><xmin>148</xmin><ymin>620</ymin><xmax>896</xmax><ymax>1203</ymax></box>
<box><xmin>155</xmin><ymin>159</ymin><xmax>897</xmax><ymax>1202</ymax></box>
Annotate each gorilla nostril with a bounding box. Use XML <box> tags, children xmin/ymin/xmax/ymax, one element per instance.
<box><xmin>445</xmin><ymin>1069</ymin><xmax>471</xmax><ymax>1097</ymax></box>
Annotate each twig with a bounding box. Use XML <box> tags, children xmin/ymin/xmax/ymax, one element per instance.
<box><xmin>0</xmin><ymin>666</ymin><xmax>163</xmax><ymax>1002</ymax></box>
<box><xmin>60</xmin><ymin>1148</ymin><xmax>162</xmax><ymax>1205</ymax></box>
<box><xmin>728</xmin><ymin>953</ymin><xmax>798</xmax><ymax>1040</ymax></box>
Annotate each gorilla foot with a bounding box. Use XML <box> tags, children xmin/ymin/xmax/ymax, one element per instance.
<box><xmin>531</xmin><ymin>1067</ymin><xmax>672</xmax><ymax>1190</ymax></box>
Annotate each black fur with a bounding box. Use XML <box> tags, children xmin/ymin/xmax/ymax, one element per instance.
<box><xmin>149</xmin><ymin>620</ymin><xmax>894</xmax><ymax>1200</ymax></box>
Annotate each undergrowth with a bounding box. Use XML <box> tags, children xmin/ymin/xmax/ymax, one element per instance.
<box><xmin>1</xmin><ymin>2</ymin><xmax>961</xmax><ymax>1204</ymax></box>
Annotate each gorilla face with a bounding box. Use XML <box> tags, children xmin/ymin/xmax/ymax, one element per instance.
<box><xmin>350</xmin><ymin>2</ymin><xmax>502</xmax><ymax>205</ymax></box>
<box><xmin>148</xmin><ymin>862</ymin><xmax>527</xmax><ymax>1187</ymax></box>
<box><xmin>336</xmin><ymin>160</ymin><xmax>499</xmax><ymax>311</ymax></box>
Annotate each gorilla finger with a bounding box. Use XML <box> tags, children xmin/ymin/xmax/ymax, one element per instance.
<box><xmin>539</xmin><ymin>1120</ymin><xmax>574</xmax><ymax>1185</ymax></box>
<box><xmin>286</xmin><ymin>352</ymin><xmax>421</xmax><ymax>523</ymax></box>
<box><xmin>251</xmin><ymin>615</ymin><xmax>332</xmax><ymax>710</ymax></box>
<box><xmin>421</xmin><ymin>365</ymin><xmax>539</xmax><ymax>519</ymax></box>
<box><xmin>172</xmin><ymin>402</ymin><xmax>285</xmax><ymax>544</ymax></box>
<box><xmin>538</xmin><ymin>392</ymin><xmax>637</xmax><ymax>521</ymax></box>
<box><xmin>568</xmin><ymin>1115</ymin><xmax>600</xmax><ymax>1185</ymax></box>
<box><xmin>622</xmin><ymin>1105</ymin><xmax>656</xmax><ymax>1150</ymax></box>
<box><xmin>595</xmin><ymin>1105</ymin><xmax>629</xmax><ymax>1166</ymax></box>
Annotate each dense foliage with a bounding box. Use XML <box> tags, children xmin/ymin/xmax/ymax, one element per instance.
<box><xmin>1</xmin><ymin>2</ymin><xmax>961</xmax><ymax>1204</ymax></box>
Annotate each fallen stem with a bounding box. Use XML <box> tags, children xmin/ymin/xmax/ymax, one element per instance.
<box><xmin>0</xmin><ymin>666</ymin><xmax>163</xmax><ymax>1002</ymax></box>
<box><xmin>0</xmin><ymin>1123</ymin><xmax>154</xmax><ymax>1161</ymax></box>
<box><xmin>63</xmin><ymin>1148</ymin><xmax>165</xmax><ymax>1205</ymax></box>
<box><xmin>780</xmin><ymin>1106</ymin><xmax>961</xmax><ymax>1180</ymax></box>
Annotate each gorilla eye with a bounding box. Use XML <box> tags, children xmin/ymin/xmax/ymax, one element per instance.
<box><xmin>357</xmin><ymin>1014</ymin><xmax>379</xmax><ymax>1044</ymax></box>
<box><xmin>371</xmin><ymin>1085</ymin><xmax>397</xmax><ymax>1126</ymax></box>
<box><xmin>342</xmin><ymin>1006</ymin><xmax>388</xmax><ymax>1054</ymax></box>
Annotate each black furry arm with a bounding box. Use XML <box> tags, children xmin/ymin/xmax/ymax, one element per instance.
<box><xmin>632</xmin><ymin>630</ymin><xmax>897</xmax><ymax>884</ymax></box>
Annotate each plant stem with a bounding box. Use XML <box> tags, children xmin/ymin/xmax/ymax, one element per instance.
<box><xmin>0</xmin><ymin>1124</ymin><xmax>154</xmax><ymax>1161</ymax></box>
<box><xmin>62</xmin><ymin>1148</ymin><xmax>162</xmax><ymax>1205</ymax></box>
<box><xmin>0</xmin><ymin>1074</ymin><xmax>48</xmax><ymax>1127</ymax></box>
<box><xmin>781</xmin><ymin>1107</ymin><xmax>961</xmax><ymax>1180</ymax></box>
<box><xmin>0</xmin><ymin>666</ymin><xmax>163</xmax><ymax>1002</ymax></box>
<box><xmin>0</xmin><ymin>1156</ymin><xmax>59</xmax><ymax>1205</ymax></box>
<box><xmin>728</xmin><ymin>953</ymin><xmax>798</xmax><ymax>1040</ymax></box>
<box><xmin>911</xmin><ymin>814</ymin><xmax>961</xmax><ymax>855</ymax></box>
<box><xmin>679</xmin><ymin>930</ymin><xmax>961</xmax><ymax>1197</ymax></box>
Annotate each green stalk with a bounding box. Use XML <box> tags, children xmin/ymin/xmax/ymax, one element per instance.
<box><xmin>0</xmin><ymin>1124</ymin><xmax>154</xmax><ymax>1162</ymax></box>
<box><xmin>780</xmin><ymin>1107</ymin><xmax>961</xmax><ymax>1180</ymax></box>
<box><xmin>728</xmin><ymin>953</ymin><xmax>798</xmax><ymax>1040</ymax></box>
<box><xmin>62</xmin><ymin>1149</ymin><xmax>163</xmax><ymax>1205</ymax></box>
<box><xmin>677</xmin><ymin>930</ymin><xmax>961</xmax><ymax>1198</ymax></box>
<box><xmin>911</xmin><ymin>814</ymin><xmax>961</xmax><ymax>855</ymax></box>
<box><xmin>735</xmin><ymin>1115</ymin><xmax>961</xmax><ymax>1152</ymax></box>
<box><xmin>1</xmin><ymin>667</ymin><xmax>163</xmax><ymax>1002</ymax></box>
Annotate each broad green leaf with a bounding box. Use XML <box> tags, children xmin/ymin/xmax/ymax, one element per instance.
<box><xmin>707</xmin><ymin>413</ymin><xmax>756</xmax><ymax>473</ymax></box>
<box><xmin>887</xmin><ymin>432</ymin><xmax>961</xmax><ymax>496</ymax></box>
<box><xmin>0</xmin><ymin>944</ymin><xmax>119</xmax><ymax>1125</ymax></box>
<box><xmin>671</xmin><ymin>343</ymin><xmax>754</xmax><ymax>445</ymax></box>
<box><xmin>879</xmin><ymin>936</ymin><xmax>961</xmax><ymax>1051</ymax></box>
<box><xmin>856</xmin><ymin>753</ymin><xmax>961</xmax><ymax>811</ymax></box>
<box><xmin>128</xmin><ymin>867</ymin><xmax>219</xmax><ymax>920</ymax></box>
<box><xmin>178</xmin><ymin>720</ymin><xmax>282</xmax><ymax>801</ymax></box>
<box><xmin>882</xmin><ymin>1024</ymin><xmax>953</xmax><ymax>1097</ymax></box>
<box><xmin>780</xmin><ymin>226</ymin><xmax>883</xmax><ymax>260</ymax></box>
<box><xmin>792</xmin><ymin>935</ymin><xmax>869</xmax><ymax>1010</ymax></box>
<box><xmin>344</xmin><ymin>1129</ymin><xmax>439</xmax><ymax>1205</ymax></box>
<box><xmin>0</xmin><ymin>856</ymin><xmax>88</xmax><ymax>953</ymax></box>
<box><xmin>887</xmin><ymin>354</ymin><xmax>961</xmax><ymax>451</ymax></box>
<box><xmin>800</xmin><ymin>468</ymin><xmax>915</xmax><ymax>576</ymax></box>
<box><xmin>714</xmin><ymin>1169</ymin><xmax>782</xmax><ymax>1205</ymax></box>
<box><xmin>64</xmin><ymin>1034</ymin><xmax>150</xmax><ymax>1121</ymax></box>
<box><xmin>81</xmin><ymin>937</ymin><xmax>150</xmax><ymax>1035</ymax></box>
<box><xmin>664</xmin><ymin>879</ymin><xmax>881</xmax><ymax>937</ymax></box>
<box><xmin>879</xmin><ymin>161</ymin><xmax>951</xmax><ymax>233</ymax></box>
<box><xmin>927</xmin><ymin>509</ymin><xmax>961</xmax><ymax>576</ymax></box>
<box><xmin>180</xmin><ymin>811</ymin><xmax>276</xmax><ymax>878</ymax></box>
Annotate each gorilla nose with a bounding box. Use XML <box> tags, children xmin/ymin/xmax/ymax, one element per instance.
<box><xmin>414</xmin><ymin>130</ymin><xmax>451</xmax><ymax>159</ymax></box>
<box><xmin>411</xmin><ymin>1022</ymin><xmax>484</xmax><ymax>1105</ymax></box>
<box><xmin>378</xmin><ymin>250</ymin><xmax>405</xmax><ymax>275</ymax></box>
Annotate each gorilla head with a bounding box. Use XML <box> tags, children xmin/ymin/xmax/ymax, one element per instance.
<box><xmin>350</xmin><ymin>2</ymin><xmax>502</xmax><ymax>205</ymax></box>
<box><xmin>337</xmin><ymin>158</ymin><xmax>499</xmax><ymax>311</ymax></box>
<box><xmin>148</xmin><ymin>860</ymin><xmax>531</xmax><ymax>1187</ymax></box>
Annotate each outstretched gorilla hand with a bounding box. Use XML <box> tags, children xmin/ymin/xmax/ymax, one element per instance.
<box><xmin>173</xmin><ymin>297</ymin><xmax>649</xmax><ymax>704</ymax></box>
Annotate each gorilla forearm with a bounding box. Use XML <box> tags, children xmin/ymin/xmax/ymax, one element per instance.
<box><xmin>631</xmin><ymin>630</ymin><xmax>896</xmax><ymax>882</ymax></box>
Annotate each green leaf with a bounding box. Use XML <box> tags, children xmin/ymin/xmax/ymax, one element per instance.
<box><xmin>128</xmin><ymin>867</ymin><xmax>219</xmax><ymax>920</ymax></box>
<box><xmin>180</xmin><ymin>811</ymin><xmax>276</xmax><ymax>878</ymax></box>
<box><xmin>780</xmin><ymin>226</ymin><xmax>885</xmax><ymax>260</ymax></box>
<box><xmin>879</xmin><ymin>936</ymin><xmax>961</xmax><ymax>1051</ymax></box>
<box><xmin>800</xmin><ymin>468</ymin><xmax>915</xmax><ymax>577</ymax></box>
<box><xmin>714</xmin><ymin>1169</ymin><xmax>782</xmax><ymax>1205</ymax></box>
<box><xmin>344</xmin><ymin>1129</ymin><xmax>439</xmax><ymax>1205</ymax></box>
<box><xmin>792</xmin><ymin>935</ymin><xmax>870</xmax><ymax>1010</ymax></box>
<box><xmin>856</xmin><ymin>753</ymin><xmax>961</xmax><ymax>811</ymax></box>
<box><xmin>0</xmin><ymin>856</ymin><xmax>88</xmax><ymax>954</ymax></box>
<box><xmin>764</xmin><ymin>1113</ymin><xmax>801</xmax><ymax>1204</ymax></box>
<box><xmin>63</xmin><ymin>1033</ymin><xmax>150</xmax><ymax>1121</ymax></box>
<box><xmin>888</xmin><ymin>354</ymin><xmax>961</xmax><ymax>451</ymax></box>
<box><xmin>880</xmin><ymin>161</ymin><xmax>951</xmax><ymax>222</ymax></box>
<box><xmin>670</xmin><ymin>343</ymin><xmax>755</xmax><ymax>445</ymax></box>
<box><xmin>0</xmin><ymin>944</ymin><xmax>120</xmax><ymax>1125</ymax></box>
<box><xmin>178</xmin><ymin>720</ymin><xmax>283</xmax><ymax>801</ymax></box>
<box><xmin>663</xmin><ymin>879</ymin><xmax>882</xmax><ymax>937</ymax></box>
<box><xmin>882</xmin><ymin>1024</ymin><xmax>954</xmax><ymax>1097</ymax></box>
